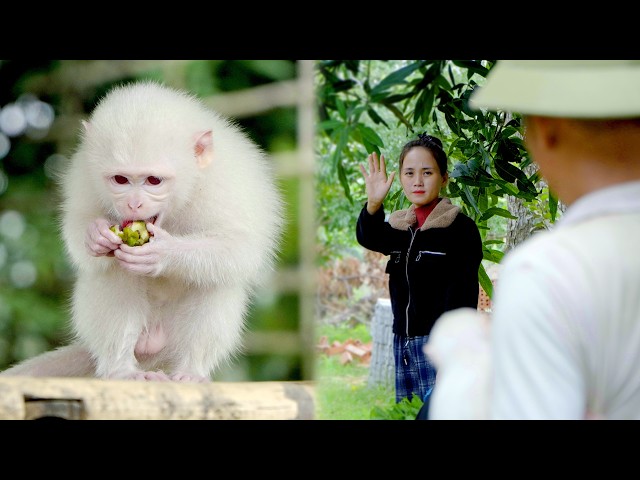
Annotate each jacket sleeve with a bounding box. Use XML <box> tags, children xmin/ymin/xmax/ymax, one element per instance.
<box><xmin>445</xmin><ymin>215</ymin><xmax>483</xmax><ymax>310</ymax></box>
<box><xmin>355</xmin><ymin>203</ymin><xmax>392</xmax><ymax>255</ymax></box>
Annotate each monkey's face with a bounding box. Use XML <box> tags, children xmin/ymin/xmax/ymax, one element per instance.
<box><xmin>103</xmin><ymin>166</ymin><xmax>176</xmax><ymax>228</ymax></box>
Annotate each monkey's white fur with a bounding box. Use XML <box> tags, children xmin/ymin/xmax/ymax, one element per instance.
<box><xmin>0</xmin><ymin>81</ymin><xmax>284</xmax><ymax>382</ymax></box>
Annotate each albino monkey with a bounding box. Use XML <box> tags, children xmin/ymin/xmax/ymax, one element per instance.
<box><xmin>0</xmin><ymin>81</ymin><xmax>284</xmax><ymax>382</ymax></box>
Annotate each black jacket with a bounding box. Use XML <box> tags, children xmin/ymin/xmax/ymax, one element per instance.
<box><xmin>356</xmin><ymin>198</ymin><xmax>483</xmax><ymax>337</ymax></box>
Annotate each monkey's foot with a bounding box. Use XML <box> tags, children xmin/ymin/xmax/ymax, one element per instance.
<box><xmin>169</xmin><ymin>372</ymin><xmax>210</xmax><ymax>383</ymax></box>
<box><xmin>135</xmin><ymin>324</ymin><xmax>167</xmax><ymax>357</ymax></box>
<box><xmin>117</xmin><ymin>370</ymin><xmax>172</xmax><ymax>381</ymax></box>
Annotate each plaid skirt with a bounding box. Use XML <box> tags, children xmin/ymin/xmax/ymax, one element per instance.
<box><xmin>393</xmin><ymin>334</ymin><xmax>436</xmax><ymax>403</ymax></box>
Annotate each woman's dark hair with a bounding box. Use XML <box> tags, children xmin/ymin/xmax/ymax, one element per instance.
<box><xmin>398</xmin><ymin>132</ymin><xmax>448</xmax><ymax>176</ymax></box>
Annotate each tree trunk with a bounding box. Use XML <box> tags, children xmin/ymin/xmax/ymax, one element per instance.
<box><xmin>504</xmin><ymin>191</ymin><xmax>537</xmax><ymax>253</ymax></box>
<box><xmin>504</xmin><ymin>163</ymin><xmax>566</xmax><ymax>253</ymax></box>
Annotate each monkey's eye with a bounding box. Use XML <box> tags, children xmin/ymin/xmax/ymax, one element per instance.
<box><xmin>146</xmin><ymin>176</ymin><xmax>162</xmax><ymax>185</ymax></box>
<box><xmin>113</xmin><ymin>175</ymin><xmax>129</xmax><ymax>185</ymax></box>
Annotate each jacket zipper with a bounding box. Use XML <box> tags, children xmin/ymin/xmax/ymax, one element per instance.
<box><xmin>415</xmin><ymin>250</ymin><xmax>446</xmax><ymax>261</ymax></box>
<box><xmin>404</xmin><ymin>227</ymin><xmax>418</xmax><ymax>339</ymax></box>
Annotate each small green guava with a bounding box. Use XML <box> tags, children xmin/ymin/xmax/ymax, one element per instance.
<box><xmin>110</xmin><ymin>221</ymin><xmax>150</xmax><ymax>246</ymax></box>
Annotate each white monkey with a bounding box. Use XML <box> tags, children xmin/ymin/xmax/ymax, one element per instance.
<box><xmin>0</xmin><ymin>81</ymin><xmax>284</xmax><ymax>382</ymax></box>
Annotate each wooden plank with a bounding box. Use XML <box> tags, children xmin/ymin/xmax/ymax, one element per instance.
<box><xmin>0</xmin><ymin>377</ymin><xmax>315</xmax><ymax>420</ymax></box>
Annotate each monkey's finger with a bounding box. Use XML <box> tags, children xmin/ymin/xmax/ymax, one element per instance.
<box><xmin>106</xmin><ymin>230</ymin><xmax>123</xmax><ymax>244</ymax></box>
<box><xmin>114</xmin><ymin>247</ymin><xmax>158</xmax><ymax>262</ymax></box>
<box><xmin>145</xmin><ymin>222</ymin><xmax>164</xmax><ymax>238</ymax></box>
<box><xmin>86</xmin><ymin>238</ymin><xmax>117</xmax><ymax>257</ymax></box>
<box><xmin>114</xmin><ymin>259</ymin><xmax>157</xmax><ymax>276</ymax></box>
<box><xmin>100</xmin><ymin>235</ymin><xmax>121</xmax><ymax>249</ymax></box>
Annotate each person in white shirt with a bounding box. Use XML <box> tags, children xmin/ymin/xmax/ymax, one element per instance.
<box><xmin>424</xmin><ymin>60</ymin><xmax>640</xmax><ymax>420</ymax></box>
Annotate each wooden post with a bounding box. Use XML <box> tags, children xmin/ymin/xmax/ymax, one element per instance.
<box><xmin>0</xmin><ymin>377</ymin><xmax>315</xmax><ymax>420</ymax></box>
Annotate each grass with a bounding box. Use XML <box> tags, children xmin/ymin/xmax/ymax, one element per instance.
<box><xmin>315</xmin><ymin>354</ymin><xmax>394</xmax><ymax>419</ymax></box>
<box><xmin>314</xmin><ymin>322</ymin><xmax>423</xmax><ymax>420</ymax></box>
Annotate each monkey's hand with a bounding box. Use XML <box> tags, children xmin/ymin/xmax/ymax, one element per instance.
<box><xmin>113</xmin><ymin>222</ymin><xmax>170</xmax><ymax>276</ymax></box>
<box><xmin>85</xmin><ymin>218</ymin><xmax>123</xmax><ymax>257</ymax></box>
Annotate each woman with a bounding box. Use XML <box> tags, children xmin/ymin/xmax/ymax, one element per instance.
<box><xmin>356</xmin><ymin>133</ymin><xmax>483</xmax><ymax>404</ymax></box>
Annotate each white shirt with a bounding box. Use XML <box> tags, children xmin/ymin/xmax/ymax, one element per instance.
<box><xmin>491</xmin><ymin>180</ymin><xmax>640</xmax><ymax>419</ymax></box>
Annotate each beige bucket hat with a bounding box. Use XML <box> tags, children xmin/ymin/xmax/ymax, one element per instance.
<box><xmin>469</xmin><ymin>60</ymin><xmax>640</xmax><ymax>118</ymax></box>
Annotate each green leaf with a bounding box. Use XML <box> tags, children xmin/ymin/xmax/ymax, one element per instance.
<box><xmin>344</xmin><ymin>60</ymin><xmax>360</xmax><ymax>75</ymax></box>
<box><xmin>461</xmin><ymin>185</ymin><xmax>480</xmax><ymax>215</ymax></box>
<box><xmin>357</xmin><ymin>123</ymin><xmax>384</xmax><ymax>148</ymax></box>
<box><xmin>452</xmin><ymin>60</ymin><xmax>490</xmax><ymax>78</ymax></box>
<box><xmin>362</xmin><ymin>138</ymin><xmax>380</xmax><ymax>156</ymax></box>
<box><xmin>381</xmin><ymin>103</ymin><xmax>413</xmax><ymax>130</ymax></box>
<box><xmin>456</xmin><ymin>176</ymin><xmax>497</xmax><ymax>188</ymax></box>
<box><xmin>492</xmin><ymin>183</ymin><xmax>520</xmax><ymax>196</ymax></box>
<box><xmin>337</xmin><ymin>161</ymin><xmax>353</xmax><ymax>204</ymax></box>
<box><xmin>413</xmin><ymin>62</ymin><xmax>443</xmax><ymax>92</ymax></box>
<box><xmin>483</xmin><ymin>248</ymin><xmax>505</xmax><ymax>263</ymax></box>
<box><xmin>477</xmin><ymin>187</ymin><xmax>487</xmax><ymax>213</ymax></box>
<box><xmin>460</xmin><ymin>88</ymin><xmax>479</xmax><ymax>118</ymax></box>
<box><xmin>478</xmin><ymin>263</ymin><xmax>493</xmax><ymax>299</ymax></box>
<box><xmin>479</xmin><ymin>207</ymin><xmax>517</xmax><ymax>222</ymax></box>
<box><xmin>369</xmin><ymin>394</ymin><xmax>423</xmax><ymax>420</ymax></box>
<box><xmin>330</xmin><ymin>79</ymin><xmax>357</xmax><ymax>93</ymax></box>
<box><xmin>366</xmin><ymin>106</ymin><xmax>388</xmax><ymax>127</ymax></box>
<box><xmin>494</xmin><ymin>159</ymin><xmax>519</xmax><ymax>183</ymax></box>
<box><xmin>500</xmin><ymin>126</ymin><xmax>520</xmax><ymax>139</ymax></box>
<box><xmin>377</xmin><ymin>92</ymin><xmax>414</xmax><ymax>104</ymax></box>
<box><xmin>484</xmin><ymin>239</ymin><xmax>505</xmax><ymax>246</ymax></box>
<box><xmin>317</xmin><ymin>119</ymin><xmax>343</xmax><ymax>132</ymax></box>
<box><xmin>529</xmin><ymin>170</ymin><xmax>542</xmax><ymax>184</ymax></box>
<box><xmin>444</xmin><ymin>111</ymin><xmax>459</xmax><ymax>135</ymax></box>
<box><xmin>413</xmin><ymin>87</ymin><xmax>435</xmax><ymax>127</ymax></box>
<box><xmin>369</xmin><ymin>61</ymin><xmax>424</xmax><ymax>97</ymax></box>
<box><xmin>331</xmin><ymin>126</ymin><xmax>350</xmax><ymax>168</ymax></box>
<box><xmin>336</xmin><ymin>98</ymin><xmax>347</xmax><ymax>120</ymax></box>
<box><xmin>549</xmin><ymin>188</ymin><xmax>558</xmax><ymax>221</ymax></box>
<box><xmin>478</xmin><ymin>144</ymin><xmax>493</xmax><ymax>170</ymax></box>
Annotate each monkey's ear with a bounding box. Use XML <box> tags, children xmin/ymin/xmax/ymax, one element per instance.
<box><xmin>194</xmin><ymin>130</ymin><xmax>213</xmax><ymax>169</ymax></box>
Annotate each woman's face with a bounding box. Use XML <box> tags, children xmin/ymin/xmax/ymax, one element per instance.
<box><xmin>400</xmin><ymin>146</ymin><xmax>447</xmax><ymax>208</ymax></box>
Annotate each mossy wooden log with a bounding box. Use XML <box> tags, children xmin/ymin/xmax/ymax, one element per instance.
<box><xmin>0</xmin><ymin>377</ymin><xmax>315</xmax><ymax>420</ymax></box>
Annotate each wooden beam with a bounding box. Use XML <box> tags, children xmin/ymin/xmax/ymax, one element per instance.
<box><xmin>0</xmin><ymin>377</ymin><xmax>315</xmax><ymax>420</ymax></box>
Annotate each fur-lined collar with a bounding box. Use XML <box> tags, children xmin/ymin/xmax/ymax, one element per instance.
<box><xmin>388</xmin><ymin>198</ymin><xmax>460</xmax><ymax>231</ymax></box>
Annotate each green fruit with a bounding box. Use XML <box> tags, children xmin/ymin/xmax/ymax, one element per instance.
<box><xmin>110</xmin><ymin>221</ymin><xmax>150</xmax><ymax>246</ymax></box>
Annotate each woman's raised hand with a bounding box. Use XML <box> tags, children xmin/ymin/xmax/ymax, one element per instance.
<box><xmin>359</xmin><ymin>152</ymin><xmax>396</xmax><ymax>214</ymax></box>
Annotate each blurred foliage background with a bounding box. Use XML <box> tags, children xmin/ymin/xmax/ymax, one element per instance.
<box><xmin>0</xmin><ymin>59</ymin><xmax>315</xmax><ymax>383</ymax></box>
